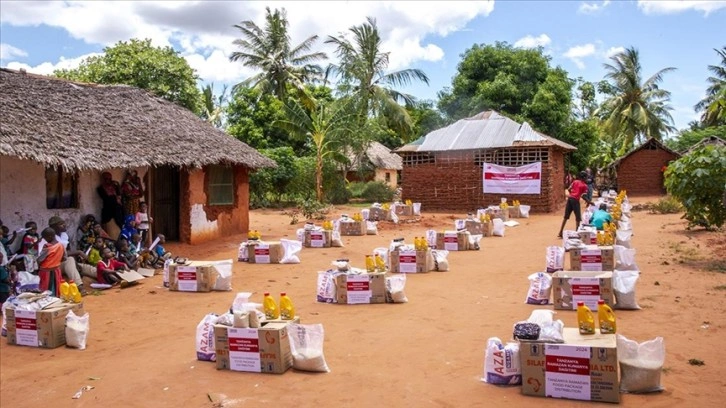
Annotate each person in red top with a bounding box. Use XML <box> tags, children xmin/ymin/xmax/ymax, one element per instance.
<box><xmin>36</xmin><ymin>227</ymin><xmax>66</xmax><ymax>296</ymax></box>
<box><xmin>96</xmin><ymin>247</ymin><xmax>128</xmax><ymax>285</ymax></box>
<box><xmin>557</xmin><ymin>171</ymin><xmax>593</xmax><ymax>238</ymax></box>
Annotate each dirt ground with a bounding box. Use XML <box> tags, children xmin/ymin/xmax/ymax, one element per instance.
<box><xmin>1</xmin><ymin>196</ymin><xmax>725</xmax><ymax>408</ymax></box>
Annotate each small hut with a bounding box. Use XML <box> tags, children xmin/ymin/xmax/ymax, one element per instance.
<box><xmin>344</xmin><ymin>141</ymin><xmax>402</xmax><ymax>188</ymax></box>
<box><xmin>0</xmin><ymin>68</ymin><xmax>275</xmax><ymax>244</ymax></box>
<box><xmin>683</xmin><ymin>135</ymin><xmax>726</xmax><ymax>154</ymax></box>
<box><xmin>607</xmin><ymin>138</ymin><xmax>680</xmax><ymax>196</ymax></box>
<box><xmin>395</xmin><ymin>111</ymin><xmax>576</xmax><ymax>213</ymax></box>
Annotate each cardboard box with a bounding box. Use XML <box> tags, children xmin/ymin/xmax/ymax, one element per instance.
<box><xmin>389</xmin><ymin>249</ymin><xmax>434</xmax><ymax>273</ymax></box>
<box><xmin>6</xmin><ymin>303</ymin><xmax>84</xmax><ymax>348</ymax></box>
<box><xmin>551</xmin><ymin>271</ymin><xmax>614</xmax><ymax>310</ymax></box>
<box><xmin>485</xmin><ymin>206</ymin><xmax>509</xmax><ymax>221</ymax></box>
<box><xmin>303</xmin><ymin>230</ymin><xmax>332</xmax><ymax>248</ymax></box>
<box><xmin>339</xmin><ymin>221</ymin><xmax>365</xmax><ymax>236</ymax></box>
<box><xmin>569</xmin><ymin>245</ymin><xmax>615</xmax><ymax>271</ymax></box>
<box><xmin>509</xmin><ymin>206</ymin><xmax>522</xmax><ymax>218</ymax></box>
<box><xmin>248</xmin><ymin>241</ymin><xmax>284</xmax><ymax>264</ymax></box>
<box><xmin>463</xmin><ymin>220</ymin><xmax>483</xmax><ymax>235</ymax></box>
<box><xmin>368</xmin><ymin>207</ymin><xmax>390</xmax><ymax>221</ymax></box>
<box><xmin>214</xmin><ymin>322</ymin><xmax>293</xmax><ymax>374</ymax></box>
<box><xmin>435</xmin><ymin>231</ymin><xmax>470</xmax><ymax>251</ymax></box>
<box><xmin>394</xmin><ymin>204</ymin><xmax>413</xmax><ymax>216</ymax></box>
<box><xmin>169</xmin><ymin>263</ymin><xmax>218</xmax><ymax>292</ymax></box>
<box><xmin>520</xmin><ymin>328</ymin><xmax>619</xmax><ymax>403</ymax></box>
<box><xmin>578</xmin><ymin>226</ymin><xmax>597</xmax><ymax>245</ymax></box>
<box><xmin>334</xmin><ymin>273</ymin><xmax>386</xmax><ymax>304</ymax></box>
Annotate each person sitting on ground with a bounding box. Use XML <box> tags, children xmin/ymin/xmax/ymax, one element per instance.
<box><xmin>557</xmin><ymin>171</ymin><xmax>593</xmax><ymax>238</ymax></box>
<box><xmin>38</xmin><ymin>216</ymin><xmax>92</xmax><ymax>295</ymax></box>
<box><xmin>119</xmin><ymin>214</ymin><xmax>138</xmax><ymax>243</ymax></box>
<box><xmin>19</xmin><ymin>221</ymin><xmax>40</xmax><ymax>272</ymax></box>
<box><xmin>154</xmin><ymin>234</ymin><xmax>171</xmax><ymax>260</ymax></box>
<box><xmin>76</xmin><ymin>214</ymin><xmax>97</xmax><ymax>252</ymax></box>
<box><xmin>91</xmin><ymin>223</ymin><xmax>116</xmax><ymax>250</ymax></box>
<box><xmin>116</xmin><ymin>239</ymin><xmax>139</xmax><ymax>271</ymax></box>
<box><xmin>590</xmin><ymin>204</ymin><xmax>614</xmax><ymax>231</ymax></box>
<box><xmin>36</xmin><ymin>227</ymin><xmax>66</xmax><ymax>297</ymax></box>
<box><xmin>96</xmin><ymin>247</ymin><xmax>128</xmax><ymax>286</ymax></box>
<box><xmin>86</xmin><ymin>237</ymin><xmax>105</xmax><ymax>267</ymax></box>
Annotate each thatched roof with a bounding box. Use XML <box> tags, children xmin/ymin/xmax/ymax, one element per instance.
<box><xmin>683</xmin><ymin>135</ymin><xmax>726</xmax><ymax>154</ymax></box>
<box><xmin>607</xmin><ymin>137</ymin><xmax>680</xmax><ymax>169</ymax></box>
<box><xmin>395</xmin><ymin>111</ymin><xmax>576</xmax><ymax>153</ymax></box>
<box><xmin>0</xmin><ymin>68</ymin><xmax>275</xmax><ymax>171</ymax></box>
<box><xmin>346</xmin><ymin>141</ymin><xmax>402</xmax><ymax>171</ymax></box>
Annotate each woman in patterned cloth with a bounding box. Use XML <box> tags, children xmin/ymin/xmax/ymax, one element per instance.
<box><xmin>121</xmin><ymin>170</ymin><xmax>144</xmax><ymax>217</ymax></box>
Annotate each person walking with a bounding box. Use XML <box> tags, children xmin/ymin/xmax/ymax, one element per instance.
<box><xmin>557</xmin><ymin>171</ymin><xmax>593</xmax><ymax>238</ymax></box>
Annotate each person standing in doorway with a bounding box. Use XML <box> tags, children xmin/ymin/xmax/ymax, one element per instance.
<box><xmin>557</xmin><ymin>171</ymin><xmax>593</xmax><ymax>238</ymax></box>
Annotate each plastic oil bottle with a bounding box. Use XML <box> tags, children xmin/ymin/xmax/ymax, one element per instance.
<box><xmin>263</xmin><ymin>292</ymin><xmax>280</xmax><ymax>320</ymax></box>
<box><xmin>577</xmin><ymin>301</ymin><xmax>595</xmax><ymax>335</ymax></box>
<box><xmin>59</xmin><ymin>280</ymin><xmax>70</xmax><ymax>302</ymax></box>
<box><xmin>365</xmin><ymin>255</ymin><xmax>376</xmax><ymax>273</ymax></box>
<box><xmin>375</xmin><ymin>253</ymin><xmax>386</xmax><ymax>272</ymax></box>
<box><xmin>68</xmin><ymin>280</ymin><xmax>82</xmax><ymax>303</ymax></box>
<box><xmin>279</xmin><ymin>292</ymin><xmax>295</xmax><ymax>320</ymax></box>
<box><xmin>597</xmin><ymin>299</ymin><xmax>617</xmax><ymax>334</ymax></box>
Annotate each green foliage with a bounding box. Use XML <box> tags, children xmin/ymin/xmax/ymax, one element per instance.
<box><xmin>666</xmin><ymin>125</ymin><xmax>726</xmax><ymax>153</ymax></box>
<box><xmin>200</xmin><ymin>83</ymin><xmax>228</xmax><ymax>128</ymax></box>
<box><xmin>664</xmin><ymin>145</ymin><xmax>726</xmax><ymax>229</ymax></box>
<box><xmin>649</xmin><ymin>196</ymin><xmax>683</xmax><ymax>214</ymax></box>
<box><xmin>347</xmin><ymin>182</ymin><xmax>367</xmax><ymax>198</ymax></box>
<box><xmin>249</xmin><ymin>147</ymin><xmax>298</xmax><ymax>205</ymax></box>
<box><xmin>54</xmin><ymin>38</ymin><xmax>202</xmax><ymax>113</ymax></box>
<box><xmin>361</xmin><ymin>181</ymin><xmax>395</xmax><ymax>203</ymax></box>
<box><xmin>695</xmin><ymin>47</ymin><xmax>726</xmax><ymax>127</ymax></box>
<box><xmin>557</xmin><ymin>119</ymin><xmax>600</xmax><ymax>172</ymax></box>
<box><xmin>296</xmin><ymin>198</ymin><xmax>327</xmax><ymax>220</ymax></box>
<box><xmin>522</xmin><ymin>68</ymin><xmax>573</xmax><ymax>135</ymax></box>
<box><xmin>407</xmin><ymin>100</ymin><xmax>447</xmax><ymax>140</ymax></box>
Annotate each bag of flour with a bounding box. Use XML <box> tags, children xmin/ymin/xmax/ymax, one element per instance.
<box><xmin>545</xmin><ymin>246</ymin><xmax>565</xmax><ymax>273</ymax></box>
<box><xmin>385</xmin><ymin>274</ymin><xmax>408</xmax><ymax>303</ymax></box>
<box><xmin>366</xmin><ymin>221</ymin><xmax>378</xmax><ymax>235</ymax></box>
<box><xmin>196</xmin><ymin>313</ymin><xmax>218</xmax><ymax>361</ymax></box>
<box><xmin>289</xmin><ymin>323</ymin><xmax>330</xmax><ymax>373</ymax></box>
<box><xmin>431</xmin><ymin>250</ymin><xmax>449</xmax><ymax>272</ymax></box>
<box><xmin>616</xmin><ymin>229</ymin><xmax>633</xmax><ymax>248</ymax></box>
<box><xmin>519</xmin><ymin>205</ymin><xmax>531</xmax><ymax>218</ymax></box>
<box><xmin>280</xmin><ymin>239</ymin><xmax>302</xmax><ymax>264</ymax></box>
<box><xmin>613</xmin><ymin>270</ymin><xmax>641</xmax><ymax>310</ymax></box>
<box><xmin>65</xmin><ymin>310</ymin><xmax>90</xmax><ymax>350</ymax></box>
<box><xmin>525</xmin><ymin>272</ymin><xmax>552</xmax><ymax>305</ymax></box>
<box><xmin>413</xmin><ymin>203</ymin><xmax>421</xmax><ymax>216</ymax></box>
<box><xmin>211</xmin><ymin>259</ymin><xmax>233</xmax><ymax>291</ymax></box>
<box><xmin>316</xmin><ymin>270</ymin><xmax>337</xmax><ymax>303</ymax></box>
<box><xmin>482</xmin><ymin>337</ymin><xmax>521</xmax><ymax>385</ymax></box>
<box><xmin>617</xmin><ymin>335</ymin><xmax>665</xmax><ymax>393</ymax></box>
<box><xmin>614</xmin><ymin>245</ymin><xmax>638</xmax><ymax>270</ymax></box>
<box><xmin>492</xmin><ymin>218</ymin><xmax>505</xmax><ymax>237</ymax></box>
<box><xmin>237</xmin><ymin>242</ymin><xmax>249</xmax><ymax>262</ymax></box>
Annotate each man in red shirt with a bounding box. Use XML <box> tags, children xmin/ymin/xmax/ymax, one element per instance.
<box><xmin>557</xmin><ymin>171</ymin><xmax>593</xmax><ymax>238</ymax></box>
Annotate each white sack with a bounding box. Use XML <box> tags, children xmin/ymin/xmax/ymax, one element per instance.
<box><xmin>525</xmin><ymin>272</ymin><xmax>552</xmax><ymax>305</ymax></box>
<box><xmin>289</xmin><ymin>323</ymin><xmax>331</xmax><ymax>372</ymax></box>
<box><xmin>492</xmin><ymin>218</ymin><xmax>505</xmax><ymax>237</ymax></box>
<box><xmin>545</xmin><ymin>246</ymin><xmax>565</xmax><ymax>273</ymax></box>
<box><xmin>613</xmin><ymin>270</ymin><xmax>641</xmax><ymax>310</ymax></box>
<box><xmin>617</xmin><ymin>335</ymin><xmax>665</xmax><ymax>393</ymax></box>
<box><xmin>280</xmin><ymin>239</ymin><xmax>302</xmax><ymax>264</ymax></box>
<box><xmin>481</xmin><ymin>337</ymin><xmax>521</xmax><ymax>385</ymax></box>
<box><xmin>65</xmin><ymin>310</ymin><xmax>90</xmax><ymax>350</ymax></box>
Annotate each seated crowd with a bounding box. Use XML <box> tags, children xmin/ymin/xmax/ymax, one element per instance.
<box><xmin>0</xmin><ymin>213</ymin><xmax>171</xmax><ymax>301</ymax></box>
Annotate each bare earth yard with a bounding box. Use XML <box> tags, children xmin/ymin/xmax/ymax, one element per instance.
<box><xmin>1</xmin><ymin>197</ymin><xmax>725</xmax><ymax>408</ymax></box>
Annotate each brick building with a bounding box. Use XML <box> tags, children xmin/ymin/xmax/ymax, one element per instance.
<box><xmin>607</xmin><ymin>138</ymin><xmax>680</xmax><ymax>196</ymax></box>
<box><xmin>395</xmin><ymin>111</ymin><xmax>576</xmax><ymax>213</ymax></box>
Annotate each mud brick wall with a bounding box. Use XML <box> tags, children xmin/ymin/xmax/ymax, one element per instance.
<box><xmin>616</xmin><ymin>148</ymin><xmax>679</xmax><ymax>196</ymax></box>
<box><xmin>400</xmin><ymin>148</ymin><xmax>567</xmax><ymax>214</ymax></box>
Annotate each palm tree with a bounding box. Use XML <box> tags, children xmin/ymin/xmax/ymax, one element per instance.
<box><xmin>695</xmin><ymin>47</ymin><xmax>726</xmax><ymax>126</ymax></box>
<box><xmin>200</xmin><ymin>83</ymin><xmax>228</xmax><ymax>128</ymax></box>
<box><xmin>276</xmin><ymin>99</ymin><xmax>354</xmax><ymax>202</ymax></box>
<box><xmin>229</xmin><ymin>7</ymin><xmax>326</xmax><ymax>103</ymax></box>
<box><xmin>598</xmin><ymin>47</ymin><xmax>676</xmax><ymax>154</ymax></box>
<box><xmin>325</xmin><ymin>17</ymin><xmax>429</xmax><ymax>137</ymax></box>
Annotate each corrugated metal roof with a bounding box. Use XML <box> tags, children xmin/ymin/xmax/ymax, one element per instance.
<box><xmin>403</xmin><ymin>111</ymin><xmax>576</xmax><ymax>152</ymax></box>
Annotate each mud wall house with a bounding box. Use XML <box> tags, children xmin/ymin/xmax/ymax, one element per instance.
<box><xmin>607</xmin><ymin>138</ymin><xmax>680</xmax><ymax>196</ymax></box>
<box><xmin>0</xmin><ymin>68</ymin><xmax>275</xmax><ymax>245</ymax></box>
<box><xmin>395</xmin><ymin>111</ymin><xmax>576</xmax><ymax>213</ymax></box>
<box><xmin>344</xmin><ymin>141</ymin><xmax>403</xmax><ymax>189</ymax></box>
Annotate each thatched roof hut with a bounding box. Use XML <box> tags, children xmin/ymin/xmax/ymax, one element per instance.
<box><xmin>345</xmin><ymin>141</ymin><xmax>403</xmax><ymax>171</ymax></box>
<box><xmin>0</xmin><ymin>68</ymin><xmax>275</xmax><ymax>171</ymax></box>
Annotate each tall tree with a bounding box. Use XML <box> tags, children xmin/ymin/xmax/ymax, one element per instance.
<box><xmin>54</xmin><ymin>38</ymin><xmax>202</xmax><ymax>113</ymax></box>
<box><xmin>229</xmin><ymin>7</ymin><xmax>326</xmax><ymax>103</ymax></box>
<box><xmin>695</xmin><ymin>47</ymin><xmax>726</xmax><ymax>127</ymax></box>
<box><xmin>276</xmin><ymin>99</ymin><xmax>354</xmax><ymax>202</ymax></box>
<box><xmin>200</xmin><ymin>83</ymin><xmax>228</xmax><ymax>128</ymax></box>
<box><xmin>325</xmin><ymin>17</ymin><xmax>429</xmax><ymax>138</ymax></box>
<box><xmin>598</xmin><ymin>47</ymin><xmax>676</xmax><ymax>153</ymax></box>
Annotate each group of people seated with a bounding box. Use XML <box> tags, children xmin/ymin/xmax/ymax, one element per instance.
<box><xmin>0</xmin><ymin>211</ymin><xmax>171</xmax><ymax>300</ymax></box>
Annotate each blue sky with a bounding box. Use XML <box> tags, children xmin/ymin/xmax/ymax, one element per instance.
<box><xmin>1</xmin><ymin>1</ymin><xmax>725</xmax><ymax>133</ymax></box>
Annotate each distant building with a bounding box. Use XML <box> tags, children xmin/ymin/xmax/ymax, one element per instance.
<box><xmin>607</xmin><ymin>138</ymin><xmax>680</xmax><ymax>196</ymax></box>
<box><xmin>344</xmin><ymin>141</ymin><xmax>402</xmax><ymax>189</ymax></box>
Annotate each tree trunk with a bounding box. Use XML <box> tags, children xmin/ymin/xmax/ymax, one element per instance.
<box><xmin>316</xmin><ymin>148</ymin><xmax>323</xmax><ymax>202</ymax></box>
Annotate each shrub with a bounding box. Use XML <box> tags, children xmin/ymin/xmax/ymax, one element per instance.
<box><xmin>347</xmin><ymin>182</ymin><xmax>367</xmax><ymax>199</ymax></box>
<box><xmin>297</xmin><ymin>198</ymin><xmax>326</xmax><ymax>220</ymax></box>
<box><xmin>362</xmin><ymin>181</ymin><xmax>395</xmax><ymax>203</ymax></box>
<box><xmin>649</xmin><ymin>196</ymin><xmax>683</xmax><ymax>214</ymax></box>
<box><xmin>664</xmin><ymin>145</ymin><xmax>726</xmax><ymax>229</ymax></box>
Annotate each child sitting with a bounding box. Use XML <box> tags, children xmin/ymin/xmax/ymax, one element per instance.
<box><xmin>76</xmin><ymin>214</ymin><xmax>97</xmax><ymax>252</ymax></box>
<box><xmin>96</xmin><ymin>247</ymin><xmax>128</xmax><ymax>285</ymax></box>
<box><xmin>36</xmin><ymin>227</ymin><xmax>66</xmax><ymax>297</ymax></box>
<box><xmin>86</xmin><ymin>237</ymin><xmax>105</xmax><ymax>267</ymax></box>
<box><xmin>116</xmin><ymin>239</ymin><xmax>139</xmax><ymax>270</ymax></box>
<box><xmin>119</xmin><ymin>215</ymin><xmax>138</xmax><ymax>242</ymax></box>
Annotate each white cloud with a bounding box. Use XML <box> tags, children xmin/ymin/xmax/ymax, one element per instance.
<box><xmin>0</xmin><ymin>43</ymin><xmax>28</xmax><ymax>62</ymax></box>
<box><xmin>0</xmin><ymin>1</ymin><xmax>495</xmax><ymax>86</ymax></box>
<box><xmin>605</xmin><ymin>46</ymin><xmax>625</xmax><ymax>58</ymax></box>
<box><xmin>5</xmin><ymin>53</ymin><xmax>102</xmax><ymax>75</ymax></box>
<box><xmin>563</xmin><ymin>43</ymin><xmax>596</xmax><ymax>69</ymax></box>
<box><xmin>513</xmin><ymin>34</ymin><xmax>551</xmax><ymax>49</ymax></box>
<box><xmin>637</xmin><ymin>0</ymin><xmax>726</xmax><ymax>15</ymax></box>
<box><xmin>578</xmin><ymin>1</ymin><xmax>611</xmax><ymax>15</ymax></box>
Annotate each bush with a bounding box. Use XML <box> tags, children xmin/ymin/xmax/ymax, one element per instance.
<box><xmin>296</xmin><ymin>198</ymin><xmax>326</xmax><ymax>220</ymax></box>
<box><xmin>664</xmin><ymin>145</ymin><xmax>726</xmax><ymax>229</ymax></box>
<box><xmin>347</xmin><ymin>182</ymin><xmax>367</xmax><ymax>199</ymax></box>
<box><xmin>362</xmin><ymin>181</ymin><xmax>395</xmax><ymax>203</ymax></box>
<box><xmin>649</xmin><ymin>196</ymin><xmax>683</xmax><ymax>214</ymax></box>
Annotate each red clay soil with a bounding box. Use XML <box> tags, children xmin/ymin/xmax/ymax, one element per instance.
<box><xmin>1</xmin><ymin>197</ymin><xmax>724</xmax><ymax>408</ymax></box>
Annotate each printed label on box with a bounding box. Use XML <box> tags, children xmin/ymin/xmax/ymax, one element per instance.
<box><xmin>14</xmin><ymin>309</ymin><xmax>38</xmax><ymax>347</ymax></box>
<box><xmin>176</xmin><ymin>265</ymin><xmax>198</xmax><ymax>292</ymax></box>
<box><xmin>398</xmin><ymin>250</ymin><xmax>418</xmax><ymax>273</ymax></box>
<box><xmin>570</xmin><ymin>277</ymin><xmax>601</xmax><ymax>310</ymax></box>
<box><xmin>444</xmin><ymin>232</ymin><xmax>458</xmax><ymax>251</ymax></box>
<box><xmin>254</xmin><ymin>244</ymin><xmax>271</xmax><ymax>264</ymax></box>
<box><xmin>346</xmin><ymin>274</ymin><xmax>372</xmax><ymax>304</ymax></box>
<box><xmin>545</xmin><ymin>344</ymin><xmax>591</xmax><ymax>401</ymax></box>
<box><xmin>310</xmin><ymin>232</ymin><xmax>324</xmax><ymax>248</ymax></box>
<box><xmin>228</xmin><ymin>328</ymin><xmax>261</xmax><ymax>372</ymax></box>
<box><xmin>580</xmin><ymin>249</ymin><xmax>603</xmax><ymax>271</ymax></box>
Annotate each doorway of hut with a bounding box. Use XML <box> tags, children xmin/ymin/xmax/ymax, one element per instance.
<box><xmin>150</xmin><ymin>165</ymin><xmax>180</xmax><ymax>241</ymax></box>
